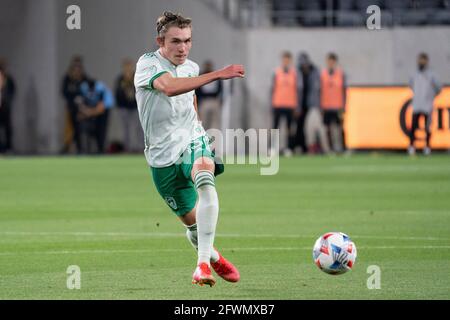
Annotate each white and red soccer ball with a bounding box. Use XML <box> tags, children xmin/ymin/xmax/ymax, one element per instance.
<box><xmin>313</xmin><ymin>232</ymin><xmax>357</xmax><ymax>275</ymax></box>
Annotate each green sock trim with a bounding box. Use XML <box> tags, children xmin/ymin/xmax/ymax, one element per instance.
<box><xmin>194</xmin><ymin>171</ymin><xmax>215</xmax><ymax>189</ymax></box>
<box><xmin>185</xmin><ymin>223</ymin><xmax>197</xmax><ymax>232</ymax></box>
<box><xmin>195</xmin><ymin>176</ymin><xmax>214</xmax><ymax>186</ymax></box>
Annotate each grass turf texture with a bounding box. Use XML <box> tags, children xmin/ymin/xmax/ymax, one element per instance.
<box><xmin>0</xmin><ymin>154</ymin><xmax>449</xmax><ymax>300</ymax></box>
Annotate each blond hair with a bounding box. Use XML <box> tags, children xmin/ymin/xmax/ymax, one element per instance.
<box><xmin>156</xmin><ymin>11</ymin><xmax>192</xmax><ymax>37</ymax></box>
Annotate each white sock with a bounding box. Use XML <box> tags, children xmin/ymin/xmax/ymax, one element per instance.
<box><xmin>194</xmin><ymin>170</ymin><xmax>219</xmax><ymax>266</ymax></box>
<box><xmin>185</xmin><ymin>224</ymin><xmax>219</xmax><ymax>263</ymax></box>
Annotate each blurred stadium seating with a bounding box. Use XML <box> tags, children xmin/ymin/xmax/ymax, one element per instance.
<box><xmin>203</xmin><ymin>0</ymin><xmax>450</xmax><ymax>28</ymax></box>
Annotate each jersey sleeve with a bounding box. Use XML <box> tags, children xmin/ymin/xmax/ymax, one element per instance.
<box><xmin>134</xmin><ymin>55</ymin><xmax>167</xmax><ymax>90</ymax></box>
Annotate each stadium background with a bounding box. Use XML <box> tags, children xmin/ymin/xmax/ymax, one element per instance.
<box><xmin>0</xmin><ymin>0</ymin><xmax>449</xmax><ymax>154</ymax></box>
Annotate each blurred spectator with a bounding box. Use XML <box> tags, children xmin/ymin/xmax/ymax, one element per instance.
<box><xmin>197</xmin><ymin>60</ymin><xmax>223</xmax><ymax>131</ymax></box>
<box><xmin>295</xmin><ymin>55</ymin><xmax>307</xmax><ymax>154</ymax></box>
<box><xmin>297</xmin><ymin>53</ymin><xmax>330</xmax><ymax>154</ymax></box>
<box><xmin>115</xmin><ymin>58</ymin><xmax>142</xmax><ymax>152</ymax></box>
<box><xmin>271</xmin><ymin>51</ymin><xmax>298</xmax><ymax>156</ymax></box>
<box><xmin>321</xmin><ymin>52</ymin><xmax>347</xmax><ymax>153</ymax></box>
<box><xmin>62</xmin><ymin>56</ymin><xmax>87</xmax><ymax>154</ymax></box>
<box><xmin>408</xmin><ymin>53</ymin><xmax>442</xmax><ymax>156</ymax></box>
<box><xmin>78</xmin><ymin>78</ymin><xmax>115</xmax><ymax>154</ymax></box>
<box><xmin>0</xmin><ymin>59</ymin><xmax>16</xmax><ymax>154</ymax></box>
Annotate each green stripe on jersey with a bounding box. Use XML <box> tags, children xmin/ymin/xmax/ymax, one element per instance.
<box><xmin>149</xmin><ymin>71</ymin><xmax>168</xmax><ymax>89</ymax></box>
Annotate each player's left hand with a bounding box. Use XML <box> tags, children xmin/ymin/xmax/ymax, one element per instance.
<box><xmin>218</xmin><ymin>64</ymin><xmax>245</xmax><ymax>80</ymax></box>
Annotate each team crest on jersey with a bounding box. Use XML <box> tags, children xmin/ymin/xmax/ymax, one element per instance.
<box><xmin>165</xmin><ymin>196</ymin><xmax>178</xmax><ymax>210</ymax></box>
<box><xmin>149</xmin><ymin>65</ymin><xmax>157</xmax><ymax>76</ymax></box>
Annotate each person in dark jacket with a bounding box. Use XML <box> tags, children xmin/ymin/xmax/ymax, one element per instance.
<box><xmin>62</xmin><ymin>56</ymin><xmax>87</xmax><ymax>154</ymax></box>
<box><xmin>296</xmin><ymin>52</ymin><xmax>329</xmax><ymax>154</ymax></box>
<box><xmin>196</xmin><ymin>60</ymin><xmax>223</xmax><ymax>131</ymax></box>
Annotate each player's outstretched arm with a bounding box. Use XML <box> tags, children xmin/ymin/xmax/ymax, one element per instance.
<box><xmin>153</xmin><ymin>64</ymin><xmax>245</xmax><ymax>97</ymax></box>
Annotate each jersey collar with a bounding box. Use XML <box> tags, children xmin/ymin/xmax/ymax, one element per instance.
<box><xmin>156</xmin><ymin>49</ymin><xmax>186</xmax><ymax>69</ymax></box>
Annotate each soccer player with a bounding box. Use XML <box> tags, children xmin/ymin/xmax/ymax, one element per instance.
<box><xmin>134</xmin><ymin>11</ymin><xmax>245</xmax><ymax>287</ymax></box>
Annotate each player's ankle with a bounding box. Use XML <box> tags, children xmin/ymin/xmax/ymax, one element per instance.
<box><xmin>210</xmin><ymin>249</ymin><xmax>220</xmax><ymax>263</ymax></box>
<box><xmin>197</xmin><ymin>259</ymin><xmax>211</xmax><ymax>267</ymax></box>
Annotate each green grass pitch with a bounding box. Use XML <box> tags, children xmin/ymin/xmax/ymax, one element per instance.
<box><xmin>0</xmin><ymin>154</ymin><xmax>449</xmax><ymax>299</ymax></box>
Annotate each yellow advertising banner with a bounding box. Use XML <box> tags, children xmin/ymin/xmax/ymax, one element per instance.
<box><xmin>344</xmin><ymin>86</ymin><xmax>450</xmax><ymax>149</ymax></box>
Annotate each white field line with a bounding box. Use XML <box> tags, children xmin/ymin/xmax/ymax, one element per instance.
<box><xmin>0</xmin><ymin>231</ymin><xmax>449</xmax><ymax>242</ymax></box>
<box><xmin>0</xmin><ymin>246</ymin><xmax>449</xmax><ymax>256</ymax></box>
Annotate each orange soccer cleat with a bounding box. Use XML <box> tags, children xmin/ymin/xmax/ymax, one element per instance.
<box><xmin>211</xmin><ymin>252</ymin><xmax>240</xmax><ymax>283</ymax></box>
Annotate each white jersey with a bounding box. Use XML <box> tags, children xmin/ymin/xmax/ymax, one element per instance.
<box><xmin>134</xmin><ymin>50</ymin><xmax>206</xmax><ymax>167</ymax></box>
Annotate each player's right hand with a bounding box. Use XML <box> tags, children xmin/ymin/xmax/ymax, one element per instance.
<box><xmin>218</xmin><ymin>64</ymin><xmax>245</xmax><ymax>80</ymax></box>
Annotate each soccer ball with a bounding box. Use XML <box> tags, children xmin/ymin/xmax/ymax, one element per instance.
<box><xmin>313</xmin><ymin>232</ymin><xmax>357</xmax><ymax>275</ymax></box>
